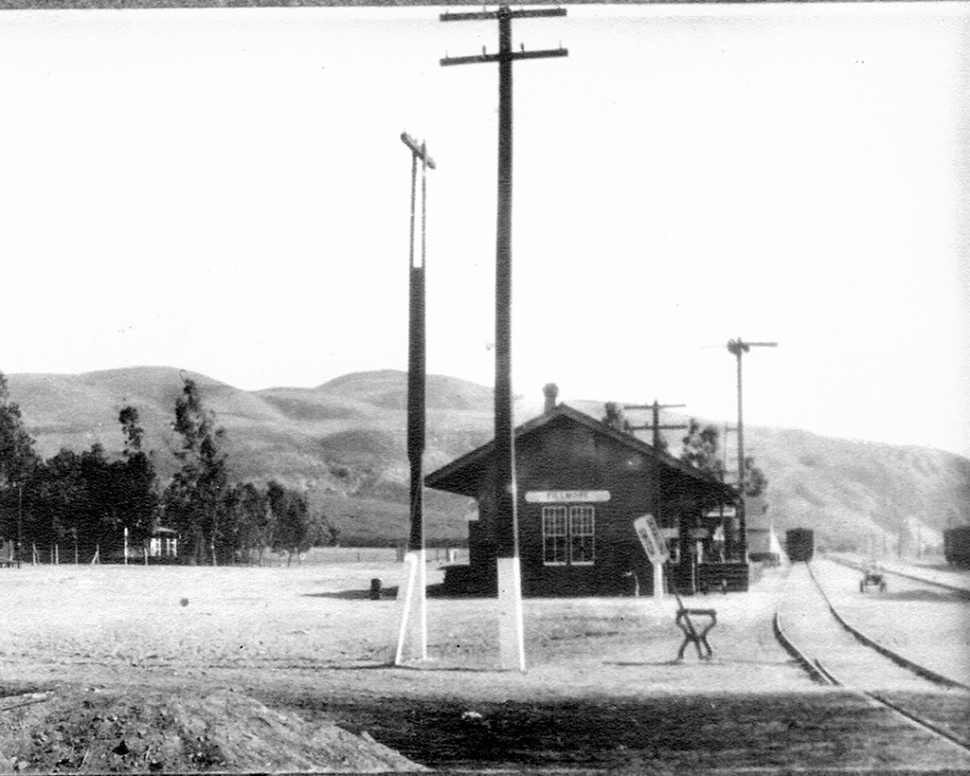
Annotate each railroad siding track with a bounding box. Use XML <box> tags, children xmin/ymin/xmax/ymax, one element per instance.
<box><xmin>812</xmin><ymin>556</ymin><xmax>970</xmax><ymax>688</ymax></box>
<box><xmin>776</xmin><ymin>561</ymin><xmax>970</xmax><ymax>758</ymax></box>
<box><xmin>827</xmin><ymin>554</ymin><xmax>970</xmax><ymax>600</ymax></box>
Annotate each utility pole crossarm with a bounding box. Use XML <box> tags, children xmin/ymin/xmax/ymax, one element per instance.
<box><xmin>400</xmin><ymin>132</ymin><xmax>436</xmax><ymax>170</ymax></box>
<box><xmin>441</xmin><ymin>5</ymin><xmax>568</xmax><ymax>70</ymax></box>
<box><xmin>441</xmin><ymin>48</ymin><xmax>568</xmax><ymax>66</ymax></box>
<box><xmin>441</xmin><ymin>7</ymin><xmax>566</xmax><ymax>21</ymax></box>
<box><xmin>728</xmin><ymin>338</ymin><xmax>778</xmax><ymax>355</ymax></box>
<box><xmin>624</xmin><ymin>401</ymin><xmax>688</xmax><ymax>449</ymax></box>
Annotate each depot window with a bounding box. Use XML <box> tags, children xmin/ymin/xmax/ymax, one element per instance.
<box><xmin>542</xmin><ymin>505</ymin><xmax>595</xmax><ymax>566</ymax></box>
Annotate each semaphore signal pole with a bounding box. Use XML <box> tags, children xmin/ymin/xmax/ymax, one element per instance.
<box><xmin>726</xmin><ymin>338</ymin><xmax>776</xmax><ymax>562</ymax></box>
<box><xmin>441</xmin><ymin>5</ymin><xmax>567</xmax><ymax>672</ymax></box>
<box><xmin>395</xmin><ymin>132</ymin><xmax>435</xmax><ymax>666</ymax></box>
<box><xmin>401</xmin><ymin>131</ymin><xmax>435</xmax><ymax>558</ymax></box>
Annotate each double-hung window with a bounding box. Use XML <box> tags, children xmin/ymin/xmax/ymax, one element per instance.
<box><xmin>542</xmin><ymin>505</ymin><xmax>595</xmax><ymax>566</ymax></box>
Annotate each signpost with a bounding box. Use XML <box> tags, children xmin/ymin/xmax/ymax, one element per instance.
<box><xmin>633</xmin><ymin>514</ymin><xmax>669</xmax><ymax>600</ymax></box>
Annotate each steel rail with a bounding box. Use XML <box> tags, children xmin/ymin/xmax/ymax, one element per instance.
<box><xmin>775</xmin><ymin>563</ymin><xmax>970</xmax><ymax>756</ymax></box>
<box><xmin>826</xmin><ymin>555</ymin><xmax>970</xmax><ymax>600</ymax></box>
<box><xmin>806</xmin><ymin>562</ymin><xmax>970</xmax><ymax>692</ymax></box>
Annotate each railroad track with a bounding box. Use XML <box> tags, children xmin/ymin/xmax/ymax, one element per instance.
<box><xmin>825</xmin><ymin>554</ymin><xmax>970</xmax><ymax>600</ymax></box>
<box><xmin>774</xmin><ymin>561</ymin><xmax>970</xmax><ymax>756</ymax></box>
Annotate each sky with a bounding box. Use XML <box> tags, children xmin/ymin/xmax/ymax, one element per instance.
<box><xmin>0</xmin><ymin>3</ymin><xmax>966</xmax><ymax>457</ymax></box>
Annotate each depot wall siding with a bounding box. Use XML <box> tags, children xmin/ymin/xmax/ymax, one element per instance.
<box><xmin>514</xmin><ymin>420</ymin><xmax>660</xmax><ymax>596</ymax></box>
<box><xmin>431</xmin><ymin>404</ymin><xmax>744</xmax><ymax>597</ymax></box>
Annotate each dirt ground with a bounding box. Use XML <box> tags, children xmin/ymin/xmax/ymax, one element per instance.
<box><xmin>0</xmin><ymin>555</ymin><xmax>967</xmax><ymax>773</ymax></box>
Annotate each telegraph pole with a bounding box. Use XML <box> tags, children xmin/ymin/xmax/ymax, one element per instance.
<box><xmin>721</xmin><ymin>423</ymin><xmax>737</xmax><ymax>482</ymax></box>
<box><xmin>625</xmin><ymin>401</ymin><xmax>686</xmax><ymax>598</ymax></box>
<box><xmin>441</xmin><ymin>5</ymin><xmax>567</xmax><ymax>671</ymax></box>
<box><xmin>726</xmin><ymin>338</ymin><xmax>776</xmax><ymax>561</ymax></box>
<box><xmin>625</xmin><ymin>400</ymin><xmax>688</xmax><ymax>451</ymax></box>
<box><xmin>625</xmin><ymin>400</ymin><xmax>687</xmax><ymax>527</ymax></box>
<box><xmin>17</xmin><ymin>484</ymin><xmax>22</xmax><ymax>569</ymax></box>
<box><xmin>396</xmin><ymin>132</ymin><xmax>435</xmax><ymax>666</ymax></box>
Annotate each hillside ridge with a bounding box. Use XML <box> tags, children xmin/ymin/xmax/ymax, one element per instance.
<box><xmin>6</xmin><ymin>366</ymin><xmax>969</xmax><ymax>549</ymax></box>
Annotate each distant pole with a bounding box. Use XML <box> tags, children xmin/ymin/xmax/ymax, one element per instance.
<box><xmin>726</xmin><ymin>339</ymin><xmax>776</xmax><ymax>561</ymax></box>
<box><xmin>625</xmin><ymin>400</ymin><xmax>688</xmax><ymax>452</ymax></box>
<box><xmin>16</xmin><ymin>484</ymin><xmax>22</xmax><ymax>569</ymax></box>
<box><xmin>442</xmin><ymin>4</ymin><xmax>567</xmax><ymax>672</ymax></box>
<box><xmin>625</xmin><ymin>400</ymin><xmax>688</xmax><ymax>585</ymax></box>
<box><xmin>396</xmin><ymin>131</ymin><xmax>435</xmax><ymax>666</ymax></box>
<box><xmin>721</xmin><ymin>423</ymin><xmax>736</xmax><ymax>480</ymax></box>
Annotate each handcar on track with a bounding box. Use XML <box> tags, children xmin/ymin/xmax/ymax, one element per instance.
<box><xmin>859</xmin><ymin>566</ymin><xmax>887</xmax><ymax>593</ymax></box>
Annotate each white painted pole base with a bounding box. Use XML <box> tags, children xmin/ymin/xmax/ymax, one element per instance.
<box><xmin>653</xmin><ymin>560</ymin><xmax>665</xmax><ymax>601</ymax></box>
<box><xmin>394</xmin><ymin>550</ymin><xmax>428</xmax><ymax>665</ymax></box>
<box><xmin>497</xmin><ymin>556</ymin><xmax>526</xmax><ymax>672</ymax></box>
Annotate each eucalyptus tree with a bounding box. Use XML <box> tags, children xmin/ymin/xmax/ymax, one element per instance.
<box><xmin>163</xmin><ymin>378</ymin><xmax>228</xmax><ymax>564</ymax></box>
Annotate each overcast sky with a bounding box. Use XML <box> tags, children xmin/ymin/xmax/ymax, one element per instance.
<box><xmin>0</xmin><ymin>3</ymin><xmax>967</xmax><ymax>457</ymax></box>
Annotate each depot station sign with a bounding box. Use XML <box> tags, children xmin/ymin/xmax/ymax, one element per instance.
<box><xmin>524</xmin><ymin>490</ymin><xmax>611</xmax><ymax>504</ymax></box>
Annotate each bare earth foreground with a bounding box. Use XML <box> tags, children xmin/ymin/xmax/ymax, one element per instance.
<box><xmin>0</xmin><ymin>551</ymin><xmax>967</xmax><ymax>774</ymax></box>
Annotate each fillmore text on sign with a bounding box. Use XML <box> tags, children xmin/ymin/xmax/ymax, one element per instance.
<box><xmin>524</xmin><ymin>490</ymin><xmax>611</xmax><ymax>503</ymax></box>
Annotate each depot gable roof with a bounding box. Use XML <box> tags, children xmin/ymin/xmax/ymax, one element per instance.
<box><xmin>425</xmin><ymin>403</ymin><xmax>738</xmax><ymax>501</ymax></box>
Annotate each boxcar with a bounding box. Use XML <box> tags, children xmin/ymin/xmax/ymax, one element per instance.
<box><xmin>786</xmin><ymin>528</ymin><xmax>815</xmax><ymax>563</ymax></box>
<box><xmin>944</xmin><ymin>526</ymin><xmax>970</xmax><ymax>569</ymax></box>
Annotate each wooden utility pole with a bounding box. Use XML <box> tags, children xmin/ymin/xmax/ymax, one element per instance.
<box><xmin>396</xmin><ymin>132</ymin><xmax>435</xmax><ymax>666</ymax></box>
<box><xmin>625</xmin><ymin>400</ymin><xmax>686</xmax><ymax>598</ymax></box>
<box><xmin>721</xmin><ymin>423</ymin><xmax>736</xmax><ymax>481</ymax></box>
<box><xmin>625</xmin><ymin>400</ymin><xmax>688</xmax><ymax>451</ymax></box>
<box><xmin>441</xmin><ymin>5</ymin><xmax>567</xmax><ymax>671</ymax></box>
<box><xmin>625</xmin><ymin>400</ymin><xmax>687</xmax><ymax>526</ymax></box>
<box><xmin>401</xmin><ymin>132</ymin><xmax>435</xmax><ymax>558</ymax></box>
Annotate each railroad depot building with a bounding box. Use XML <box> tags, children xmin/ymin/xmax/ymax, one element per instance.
<box><xmin>426</xmin><ymin>398</ymin><xmax>744</xmax><ymax>597</ymax></box>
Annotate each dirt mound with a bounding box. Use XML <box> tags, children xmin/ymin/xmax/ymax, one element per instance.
<box><xmin>0</xmin><ymin>686</ymin><xmax>424</xmax><ymax>773</ymax></box>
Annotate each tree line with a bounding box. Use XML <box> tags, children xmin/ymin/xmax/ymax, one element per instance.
<box><xmin>0</xmin><ymin>374</ymin><xmax>335</xmax><ymax>564</ymax></box>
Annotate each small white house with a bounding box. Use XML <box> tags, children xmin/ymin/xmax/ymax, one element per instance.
<box><xmin>147</xmin><ymin>527</ymin><xmax>179</xmax><ymax>561</ymax></box>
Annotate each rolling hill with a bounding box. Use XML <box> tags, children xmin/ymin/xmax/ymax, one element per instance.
<box><xmin>6</xmin><ymin>367</ymin><xmax>970</xmax><ymax>551</ymax></box>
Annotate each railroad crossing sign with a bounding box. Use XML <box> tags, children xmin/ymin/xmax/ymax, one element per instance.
<box><xmin>634</xmin><ymin>514</ymin><xmax>670</xmax><ymax>564</ymax></box>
